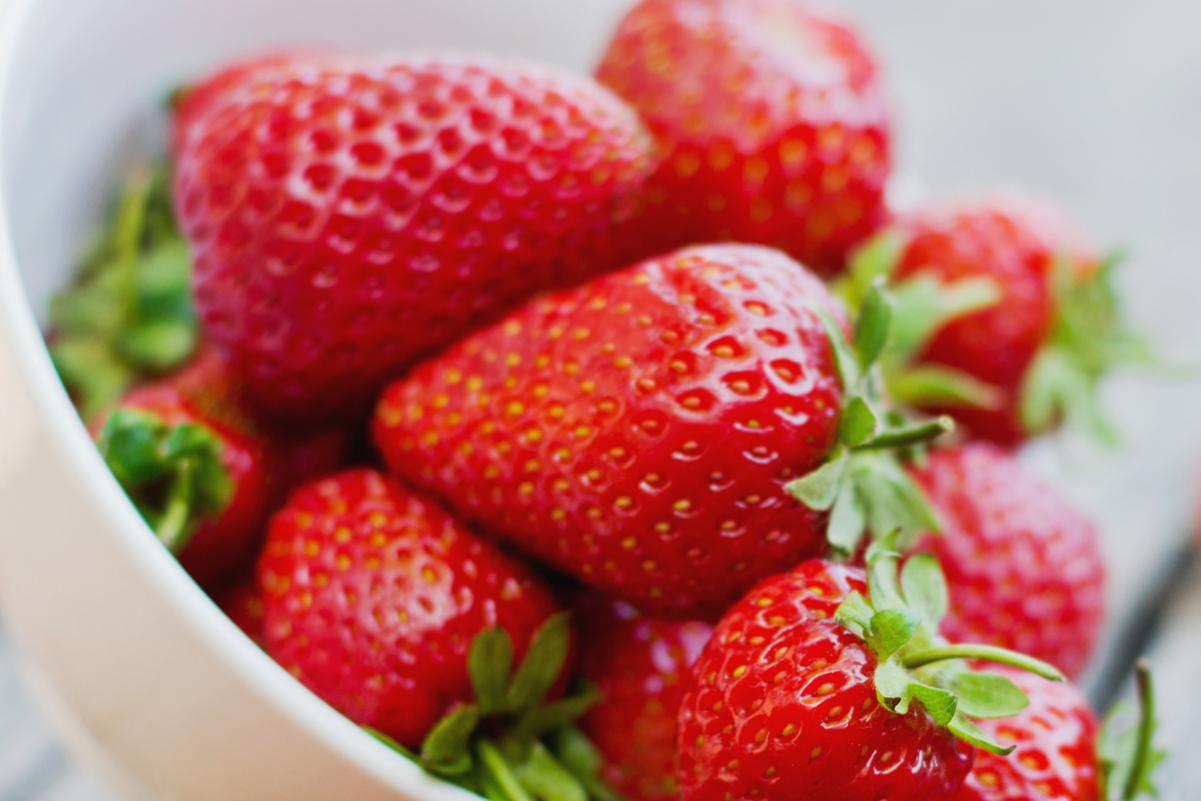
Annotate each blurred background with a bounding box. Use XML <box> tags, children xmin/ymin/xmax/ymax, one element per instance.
<box><xmin>1</xmin><ymin>0</ymin><xmax>1201</xmax><ymax>798</ymax></box>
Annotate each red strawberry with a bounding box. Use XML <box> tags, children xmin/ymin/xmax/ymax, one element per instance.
<box><xmin>909</xmin><ymin>444</ymin><xmax>1106</xmax><ymax>680</ymax></box>
<box><xmin>676</xmin><ymin>551</ymin><xmax>1066</xmax><ymax>801</ymax></box>
<box><xmin>850</xmin><ymin>194</ymin><xmax>1146</xmax><ymax>446</ymax></box>
<box><xmin>212</xmin><ymin>570</ymin><xmax>266</xmax><ymax>647</ymax></box>
<box><xmin>574</xmin><ymin>594</ymin><xmax>713</xmax><ymax>801</ymax></box>
<box><xmin>958</xmin><ymin>663</ymin><xmax>1162</xmax><ymax>801</ymax></box>
<box><xmin>596</xmin><ymin>0</ymin><xmax>891</xmax><ymax>274</ymax></box>
<box><xmin>92</xmin><ymin>348</ymin><xmax>347</xmax><ymax>586</ymax></box>
<box><xmin>174</xmin><ymin>53</ymin><xmax>655</xmax><ymax>421</ymax></box>
<box><xmin>956</xmin><ymin>667</ymin><xmax>1099</xmax><ymax>801</ymax></box>
<box><xmin>258</xmin><ymin>468</ymin><xmax>566</xmax><ymax>747</ymax></box>
<box><xmin>375</xmin><ymin>243</ymin><xmax>946</xmax><ymax>618</ymax></box>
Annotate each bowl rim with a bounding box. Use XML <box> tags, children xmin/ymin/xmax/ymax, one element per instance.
<box><xmin>0</xmin><ymin>0</ymin><xmax>482</xmax><ymax>797</ymax></box>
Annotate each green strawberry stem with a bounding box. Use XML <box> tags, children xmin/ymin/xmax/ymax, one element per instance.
<box><xmin>900</xmin><ymin>644</ymin><xmax>1065</xmax><ymax>681</ymax></box>
<box><xmin>155</xmin><ymin>457</ymin><xmax>198</xmax><ymax>552</ymax></box>
<box><xmin>96</xmin><ymin>409</ymin><xmax>233</xmax><ymax>554</ymax></box>
<box><xmin>855</xmin><ymin>416</ymin><xmax>954</xmax><ymax>451</ymax></box>
<box><xmin>478</xmin><ymin>740</ymin><xmax>534</xmax><ymax>801</ymax></box>
<box><xmin>1122</xmin><ymin>662</ymin><xmax>1156</xmax><ymax>801</ymax></box>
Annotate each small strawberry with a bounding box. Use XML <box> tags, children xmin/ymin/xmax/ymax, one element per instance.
<box><xmin>258</xmin><ymin>468</ymin><xmax>566</xmax><ymax>746</ymax></box>
<box><xmin>596</xmin><ymin>0</ymin><xmax>891</xmax><ymax>274</ymax></box>
<box><xmin>909</xmin><ymin>444</ymin><xmax>1106</xmax><ymax>680</ymax></box>
<box><xmin>375</xmin><ymin>243</ymin><xmax>947</xmax><ymax>618</ymax></box>
<box><xmin>574</xmin><ymin>593</ymin><xmax>713</xmax><ymax>801</ymax></box>
<box><xmin>93</xmin><ymin>348</ymin><xmax>347</xmax><ymax>586</ymax></box>
<box><xmin>677</xmin><ymin>544</ymin><xmax>1066</xmax><ymax>801</ymax></box>
<box><xmin>174</xmin><ymin>53</ymin><xmax>655</xmax><ymax>422</ymax></box>
<box><xmin>958</xmin><ymin>662</ymin><xmax>1162</xmax><ymax>801</ymax></box>
<box><xmin>842</xmin><ymin>195</ymin><xmax>1149</xmax><ymax>446</ymax></box>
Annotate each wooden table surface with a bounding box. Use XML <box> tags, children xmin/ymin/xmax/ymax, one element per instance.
<box><xmin>2</xmin><ymin>0</ymin><xmax>1201</xmax><ymax>798</ymax></box>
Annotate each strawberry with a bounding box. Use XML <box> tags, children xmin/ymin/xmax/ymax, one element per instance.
<box><xmin>258</xmin><ymin>468</ymin><xmax>567</xmax><ymax>747</ymax></box>
<box><xmin>574</xmin><ymin>593</ymin><xmax>713</xmax><ymax>801</ymax></box>
<box><xmin>843</xmin><ymin>195</ymin><xmax>1148</xmax><ymax>446</ymax></box>
<box><xmin>374</xmin><ymin>243</ymin><xmax>947</xmax><ymax>618</ymax></box>
<box><xmin>677</xmin><ymin>545</ymin><xmax>1066</xmax><ymax>801</ymax></box>
<box><xmin>92</xmin><ymin>348</ymin><xmax>347</xmax><ymax>586</ymax></box>
<box><xmin>909</xmin><ymin>444</ymin><xmax>1106</xmax><ymax>680</ymax></box>
<box><xmin>958</xmin><ymin>663</ymin><xmax>1162</xmax><ymax>801</ymax></box>
<box><xmin>173</xmin><ymin>53</ymin><xmax>655</xmax><ymax>422</ymax></box>
<box><xmin>212</xmin><ymin>570</ymin><xmax>266</xmax><ymax>647</ymax></box>
<box><xmin>596</xmin><ymin>0</ymin><xmax>891</xmax><ymax>274</ymax></box>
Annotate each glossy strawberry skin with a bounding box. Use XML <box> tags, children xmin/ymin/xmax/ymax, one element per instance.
<box><xmin>373</xmin><ymin>244</ymin><xmax>844</xmax><ymax>619</ymax></box>
<box><xmin>956</xmin><ymin>667</ymin><xmax>1100</xmax><ymax>801</ymax></box>
<box><xmin>258</xmin><ymin>468</ymin><xmax>564</xmax><ymax>747</ymax></box>
<box><xmin>597</xmin><ymin>0</ymin><xmax>891</xmax><ymax>275</ymax></box>
<box><xmin>893</xmin><ymin>197</ymin><xmax>1098</xmax><ymax>446</ymax></box>
<box><xmin>677</xmin><ymin>560</ymin><xmax>974</xmax><ymax>801</ymax></box>
<box><xmin>910</xmin><ymin>444</ymin><xmax>1106</xmax><ymax>680</ymax></box>
<box><xmin>174</xmin><ymin>54</ymin><xmax>655</xmax><ymax>421</ymax></box>
<box><xmin>575</xmin><ymin>594</ymin><xmax>713</xmax><ymax>801</ymax></box>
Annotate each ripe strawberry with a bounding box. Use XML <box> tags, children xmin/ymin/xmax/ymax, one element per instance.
<box><xmin>574</xmin><ymin>593</ymin><xmax>713</xmax><ymax>801</ymax></box>
<box><xmin>909</xmin><ymin>444</ymin><xmax>1106</xmax><ymax>680</ymax></box>
<box><xmin>173</xmin><ymin>53</ymin><xmax>655</xmax><ymax>421</ymax></box>
<box><xmin>677</xmin><ymin>548</ymin><xmax>1066</xmax><ymax>801</ymax></box>
<box><xmin>846</xmin><ymin>194</ymin><xmax>1147</xmax><ymax>446</ymax></box>
<box><xmin>92</xmin><ymin>348</ymin><xmax>347</xmax><ymax>586</ymax></box>
<box><xmin>958</xmin><ymin>663</ymin><xmax>1162</xmax><ymax>801</ymax></box>
<box><xmin>212</xmin><ymin>570</ymin><xmax>266</xmax><ymax>647</ymax></box>
<box><xmin>374</xmin><ymin>243</ymin><xmax>944</xmax><ymax>618</ymax></box>
<box><xmin>258</xmin><ymin>468</ymin><xmax>567</xmax><ymax>747</ymax></box>
<box><xmin>596</xmin><ymin>0</ymin><xmax>891</xmax><ymax>274</ymax></box>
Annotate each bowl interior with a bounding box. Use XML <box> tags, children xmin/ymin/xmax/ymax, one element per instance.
<box><xmin>0</xmin><ymin>0</ymin><xmax>632</xmax><ymax>796</ymax></box>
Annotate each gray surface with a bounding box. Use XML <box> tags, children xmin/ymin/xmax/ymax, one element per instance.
<box><xmin>2</xmin><ymin>0</ymin><xmax>1201</xmax><ymax>798</ymax></box>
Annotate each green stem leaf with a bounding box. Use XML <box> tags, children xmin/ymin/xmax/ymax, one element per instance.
<box><xmin>901</xmin><ymin>644</ymin><xmax>1065</xmax><ymax>682</ymax></box>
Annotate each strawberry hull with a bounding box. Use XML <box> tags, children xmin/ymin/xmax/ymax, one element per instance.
<box><xmin>374</xmin><ymin>243</ymin><xmax>844</xmax><ymax>619</ymax></box>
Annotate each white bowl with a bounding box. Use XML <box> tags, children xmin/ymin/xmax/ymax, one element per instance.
<box><xmin>0</xmin><ymin>0</ymin><xmax>631</xmax><ymax>798</ymax></box>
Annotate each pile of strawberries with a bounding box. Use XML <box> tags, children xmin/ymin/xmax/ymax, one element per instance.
<box><xmin>48</xmin><ymin>1</ymin><xmax>1164</xmax><ymax>800</ymax></box>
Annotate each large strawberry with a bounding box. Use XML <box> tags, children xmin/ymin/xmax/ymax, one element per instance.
<box><xmin>93</xmin><ymin>348</ymin><xmax>347</xmax><ymax>586</ymax></box>
<box><xmin>958</xmin><ymin>663</ymin><xmax>1162</xmax><ymax>801</ymax></box>
<box><xmin>574</xmin><ymin>593</ymin><xmax>713</xmax><ymax>801</ymax></box>
<box><xmin>173</xmin><ymin>53</ymin><xmax>655</xmax><ymax>421</ymax></box>
<box><xmin>374</xmin><ymin>243</ymin><xmax>946</xmax><ymax>618</ymax></box>
<box><xmin>677</xmin><ymin>545</ymin><xmax>1066</xmax><ymax>801</ymax></box>
<box><xmin>909</xmin><ymin>444</ymin><xmax>1106</xmax><ymax>680</ymax></box>
<box><xmin>843</xmin><ymin>194</ymin><xmax>1149</xmax><ymax>446</ymax></box>
<box><xmin>596</xmin><ymin>0</ymin><xmax>891</xmax><ymax>274</ymax></box>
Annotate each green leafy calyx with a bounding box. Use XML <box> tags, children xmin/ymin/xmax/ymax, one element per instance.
<box><xmin>367</xmin><ymin>613</ymin><xmax>623</xmax><ymax>801</ymax></box>
<box><xmin>50</xmin><ymin>162</ymin><xmax>198</xmax><ymax>419</ymax></box>
<box><xmin>1021</xmin><ymin>253</ymin><xmax>1155</xmax><ymax>444</ymax></box>
<box><xmin>836</xmin><ymin>539</ymin><xmax>1066</xmax><ymax>755</ymax></box>
<box><xmin>96</xmin><ymin>408</ymin><xmax>233</xmax><ymax>552</ymax></box>
<box><xmin>785</xmin><ymin>280</ymin><xmax>952</xmax><ymax>555</ymax></box>
<box><xmin>1099</xmin><ymin>661</ymin><xmax>1163</xmax><ymax>801</ymax></box>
